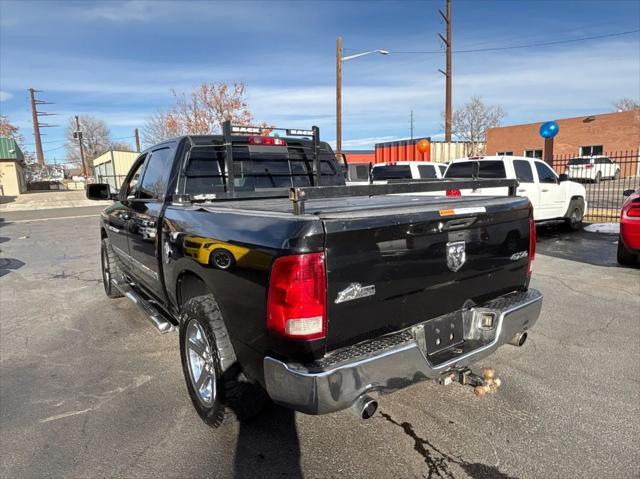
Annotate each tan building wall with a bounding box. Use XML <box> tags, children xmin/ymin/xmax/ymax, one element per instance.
<box><xmin>0</xmin><ymin>160</ymin><xmax>26</xmax><ymax>197</ymax></box>
<box><xmin>93</xmin><ymin>150</ymin><xmax>139</xmax><ymax>177</ymax></box>
<box><xmin>486</xmin><ymin>110</ymin><xmax>640</xmax><ymax>158</ymax></box>
<box><xmin>430</xmin><ymin>142</ymin><xmax>483</xmax><ymax>163</ymax></box>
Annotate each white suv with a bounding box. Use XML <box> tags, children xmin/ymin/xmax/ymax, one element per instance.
<box><xmin>566</xmin><ymin>156</ymin><xmax>620</xmax><ymax>183</ymax></box>
<box><xmin>370</xmin><ymin>161</ymin><xmax>448</xmax><ymax>182</ymax></box>
<box><xmin>444</xmin><ymin>156</ymin><xmax>587</xmax><ymax>230</ymax></box>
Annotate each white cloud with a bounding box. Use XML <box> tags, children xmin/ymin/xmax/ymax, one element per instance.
<box><xmin>0</xmin><ymin>91</ymin><xmax>13</xmax><ymax>102</ymax></box>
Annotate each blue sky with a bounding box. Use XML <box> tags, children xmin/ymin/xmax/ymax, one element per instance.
<box><xmin>0</xmin><ymin>0</ymin><xmax>638</xmax><ymax>163</ymax></box>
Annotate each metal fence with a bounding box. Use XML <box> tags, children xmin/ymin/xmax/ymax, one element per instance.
<box><xmin>550</xmin><ymin>150</ymin><xmax>639</xmax><ymax>223</ymax></box>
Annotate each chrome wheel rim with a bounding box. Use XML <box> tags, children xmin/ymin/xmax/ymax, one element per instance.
<box><xmin>185</xmin><ymin>320</ymin><xmax>216</xmax><ymax>406</ymax></box>
<box><xmin>571</xmin><ymin>208</ymin><xmax>581</xmax><ymax>225</ymax></box>
<box><xmin>101</xmin><ymin>246</ymin><xmax>110</xmax><ymax>288</ymax></box>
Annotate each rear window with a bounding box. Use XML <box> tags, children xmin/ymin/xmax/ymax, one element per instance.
<box><xmin>183</xmin><ymin>143</ymin><xmax>343</xmax><ymax>196</ymax></box>
<box><xmin>371</xmin><ymin>165</ymin><xmax>412</xmax><ymax>180</ymax></box>
<box><xmin>568</xmin><ymin>158</ymin><xmax>593</xmax><ymax>165</ymax></box>
<box><xmin>444</xmin><ymin>160</ymin><xmax>506</xmax><ymax>179</ymax></box>
<box><xmin>417</xmin><ymin>165</ymin><xmax>437</xmax><ymax>179</ymax></box>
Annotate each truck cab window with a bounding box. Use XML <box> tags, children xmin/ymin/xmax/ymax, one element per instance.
<box><xmin>513</xmin><ymin>160</ymin><xmax>534</xmax><ymax>183</ymax></box>
<box><xmin>417</xmin><ymin>165</ymin><xmax>436</xmax><ymax>179</ymax></box>
<box><xmin>535</xmin><ymin>162</ymin><xmax>557</xmax><ymax>184</ymax></box>
<box><xmin>124</xmin><ymin>155</ymin><xmax>147</xmax><ymax>199</ymax></box>
<box><xmin>139</xmin><ymin>147</ymin><xmax>173</xmax><ymax>200</ymax></box>
<box><xmin>445</xmin><ymin>161</ymin><xmax>506</xmax><ymax>179</ymax></box>
<box><xmin>371</xmin><ymin>165</ymin><xmax>412</xmax><ymax>181</ymax></box>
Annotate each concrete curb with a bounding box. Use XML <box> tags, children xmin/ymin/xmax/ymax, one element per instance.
<box><xmin>0</xmin><ymin>200</ymin><xmax>111</xmax><ymax>212</ymax></box>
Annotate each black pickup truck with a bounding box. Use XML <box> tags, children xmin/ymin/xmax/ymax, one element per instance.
<box><xmin>87</xmin><ymin>122</ymin><xmax>542</xmax><ymax>427</ymax></box>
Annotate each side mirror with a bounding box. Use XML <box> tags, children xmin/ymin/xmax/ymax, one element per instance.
<box><xmin>623</xmin><ymin>189</ymin><xmax>635</xmax><ymax>197</ymax></box>
<box><xmin>86</xmin><ymin>183</ymin><xmax>113</xmax><ymax>200</ymax></box>
<box><xmin>558</xmin><ymin>173</ymin><xmax>568</xmax><ymax>182</ymax></box>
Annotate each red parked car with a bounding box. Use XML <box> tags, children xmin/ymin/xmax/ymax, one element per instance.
<box><xmin>618</xmin><ymin>188</ymin><xmax>640</xmax><ymax>266</ymax></box>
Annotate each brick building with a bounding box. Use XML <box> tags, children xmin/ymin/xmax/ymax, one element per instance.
<box><xmin>486</xmin><ymin>110</ymin><xmax>640</xmax><ymax>159</ymax></box>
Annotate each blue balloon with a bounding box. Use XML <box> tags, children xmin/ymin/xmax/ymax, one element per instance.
<box><xmin>539</xmin><ymin>121</ymin><xmax>559</xmax><ymax>139</ymax></box>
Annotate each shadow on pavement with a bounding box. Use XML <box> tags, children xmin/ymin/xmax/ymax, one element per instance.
<box><xmin>536</xmin><ymin>223</ymin><xmax>621</xmax><ymax>267</ymax></box>
<box><xmin>233</xmin><ymin>404</ymin><xmax>302</xmax><ymax>479</ymax></box>
<box><xmin>0</xmin><ymin>258</ymin><xmax>25</xmax><ymax>277</ymax></box>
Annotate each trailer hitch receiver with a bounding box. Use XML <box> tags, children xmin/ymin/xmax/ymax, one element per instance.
<box><xmin>438</xmin><ymin>367</ymin><xmax>502</xmax><ymax>397</ymax></box>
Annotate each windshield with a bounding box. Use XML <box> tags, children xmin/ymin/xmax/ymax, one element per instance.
<box><xmin>444</xmin><ymin>160</ymin><xmax>506</xmax><ymax>179</ymax></box>
<box><xmin>371</xmin><ymin>165</ymin><xmax>412</xmax><ymax>180</ymax></box>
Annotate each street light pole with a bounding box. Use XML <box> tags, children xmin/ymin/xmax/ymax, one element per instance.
<box><xmin>336</xmin><ymin>38</ymin><xmax>389</xmax><ymax>158</ymax></box>
<box><xmin>336</xmin><ymin>36</ymin><xmax>343</xmax><ymax>158</ymax></box>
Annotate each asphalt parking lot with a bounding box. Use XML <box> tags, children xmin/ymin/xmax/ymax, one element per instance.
<box><xmin>1</xmin><ymin>207</ymin><xmax>638</xmax><ymax>479</ymax></box>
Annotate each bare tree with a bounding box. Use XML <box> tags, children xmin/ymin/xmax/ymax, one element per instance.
<box><xmin>142</xmin><ymin>110</ymin><xmax>179</xmax><ymax>147</ymax></box>
<box><xmin>612</xmin><ymin>98</ymin><xmax>640</xmax><ymax>112</ymax></box>
<box><xmin>109</xmin><ymin>140</ymin><xmax>133</xmax><ymax>152</ymax></box>
<box><xmin>449</xmin><ymin>96</ymin><xmax>506</xmax><ymax>154</ymax></box>
<box><xmin>0</xmin><ymin>115</ymin><xmax>24</xmax><ymax>143</ymax></box>
<box><xmin>0</xmin><ymin>115</ymin><xmax>36</xmax><ymax>163</ymax></box>
<box><xmin>64</xmin><ymin>115</ymin><xmax>113</xmax><ymax>165</ymax></box>
<box><xmin>142</xmin><ymin>82</ymin><xmax>254</xmax><ymax>146</ymax></box>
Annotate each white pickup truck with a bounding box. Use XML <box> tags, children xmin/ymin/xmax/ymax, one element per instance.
<box><xmin>444</xmin><ymin>156</ymin><xmax>587</xmax><ymax>230</ymax></box>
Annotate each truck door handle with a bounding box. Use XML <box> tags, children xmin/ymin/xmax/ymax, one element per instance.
<box><xmin>517</xmin><ymin>189</ymin><xmax>526</xmax><ymax>193</ymax></box>
<box><xmin>541</xmin><ymin>189</ymin><xmax>549</xmax><ymax>192</ymax></box>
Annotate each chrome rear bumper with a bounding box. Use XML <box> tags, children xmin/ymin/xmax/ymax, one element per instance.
<box><xmin>263</xmin><ymin>288</ymin><xmax>543</xmax><ymax>415</ymax></box>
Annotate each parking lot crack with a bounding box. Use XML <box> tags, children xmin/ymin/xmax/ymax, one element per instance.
<box><xmin>380</xmin><ymin>411</ymin><xmax>518</xmax><ymax>479</ymax></box>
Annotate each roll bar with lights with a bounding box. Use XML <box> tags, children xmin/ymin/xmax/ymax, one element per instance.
<box><xmin>177</xmin><ymin>120</ymin><xmax>518</xmax><ymax>216</ymax></box>
<box><xmin>222</xmin><ymin>120</ymin><xmax>321</xmax><ymax>196</ymax></box>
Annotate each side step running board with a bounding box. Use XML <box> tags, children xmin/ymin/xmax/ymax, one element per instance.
<box><xmin>120</xmin><ymin>287</ymin><xmax>177</xmax><ymax>334</ymax></box>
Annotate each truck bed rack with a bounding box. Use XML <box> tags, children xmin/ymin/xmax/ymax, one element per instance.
<box><xmin>184</xmin><ymin>121</ymin><xmax>518</xmax><ymax>214</ymax></box>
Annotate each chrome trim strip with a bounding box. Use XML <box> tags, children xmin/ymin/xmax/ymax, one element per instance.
<box><xmin>111</xmin><ymin>245</ymin><xmax>159</xmax><ymax>281</ymax></box>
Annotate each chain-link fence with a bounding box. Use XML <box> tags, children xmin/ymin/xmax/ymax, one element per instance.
<box><xmin>550</xmin><ymin>150</ymin><xmax>639</xmax><ymax>222</ymax></box>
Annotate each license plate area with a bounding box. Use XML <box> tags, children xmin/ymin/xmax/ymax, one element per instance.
<box><xmin>414</xmin><ymin>311</ymin><xmax>464</xmax><ymax>355</ymax></box>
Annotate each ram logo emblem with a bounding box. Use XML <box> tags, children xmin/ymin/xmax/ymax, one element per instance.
<box><xmin>446</xmin><ymin>241</ymin><xmax>466</xmax><ymax>272</ymax></box>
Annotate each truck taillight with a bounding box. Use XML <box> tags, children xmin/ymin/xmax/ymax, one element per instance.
<box><xmin>585</xmin><ymin>164</ymin><xmax>594</xmax><ymax>169</ymax></box>
<box><xmin>248</xmin><ymin>136</ymin><xmax>287</xmax><ymax>146</ymax></box>
<box><xmin>528</xmin><ymin>218</ymin><xmax>536</xmax><ymax>278</ymax></box>
<box><xmin>446</xmin><ymin>189</ymin><xmax>461</xmax><ymax>197</ymax></box>
<box><xmin>267</xmin><ymin>253</ymin><xmax>326</xmax><ymax>340</ymax></box>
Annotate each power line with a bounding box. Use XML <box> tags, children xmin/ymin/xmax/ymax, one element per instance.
<box><xmin>345</xmin><ymin>29</ymin><xmax>639</xmax><ymax>55</ymax></box>
<box><xmin>43</xmin><ymin>144</ymin><xmax>66</xmax><ymax>153</ymax></box>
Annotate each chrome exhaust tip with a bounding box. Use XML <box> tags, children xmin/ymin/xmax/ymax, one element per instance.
<box><xmin>509</xmin><ymin>331</ymin><xmax>528</xmax><ymax>347</ymax></box>
<box><xmin>352</xmin><ymin>395</ymin><xmax>378</xmax><ymax>420</ymax></box>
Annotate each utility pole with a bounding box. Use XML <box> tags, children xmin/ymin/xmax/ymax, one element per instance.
<box><xmin>28</xmin><ymin>88</ymin><xmax>57</xmax><ymax>165</ymax></box>
<box><xmin>74</xmin><ymin>115</ymin><xmax>88</xmax><ymax>177</ymax></box>
<box><xmin>438</xmin><ymin>0</ymin><xmax>452</xmax><ymax>142</ymax></box>
<box><xmin>410</xmin><ymin>110</ymin><xmax>414</xmax><ymax>140</ymax></box>
<box><xmin>336</xmin><ymin>36</ymin><xmax>343</xmax><ymax>157</ymax></box>
<box><xmin>134</xmin><ymin>128</ymin><xmax>141</xmax><ymax>152</ymax></box>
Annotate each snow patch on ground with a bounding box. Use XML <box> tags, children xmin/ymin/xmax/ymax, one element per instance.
<box><xmin>584</xmin><ymin>223</ymin><xmax>620</xmax><ymax>234</ymax></box>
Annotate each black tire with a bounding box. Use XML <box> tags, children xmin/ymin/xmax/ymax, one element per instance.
<box><xmin>101</xmin><ymin>238</ymin><xmax>124</xmax><ymax>298</ymax></box>
<box><xmin>617</xmin><ymin>238</ymin><xmax>637</xmax><ymax>266</ymax></box>
<box><xmin>594</xmin><ymin>172</ymin><xmax>601</xmax><ymax>184</ymax></box>
<box><xmin>565</xmin><ymin>201</ymin><xmax>584</xmax><ymax>231</ymax></box>
<box><xmin>179</xmin><ymin>295</ymin><xmax>267</xmax><ymax>428</ymax></box>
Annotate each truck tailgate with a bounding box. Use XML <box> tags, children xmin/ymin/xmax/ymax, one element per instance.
<box><xmin>322</xmin><ymin>195</ymin><xmax>532</xmax><ymax>351</ymax></box>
